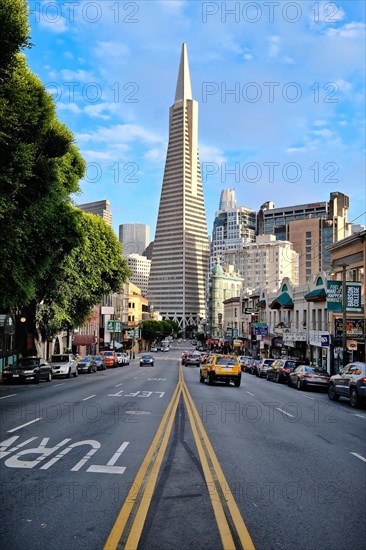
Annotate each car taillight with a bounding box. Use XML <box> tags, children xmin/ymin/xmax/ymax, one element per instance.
<box><xmin>361</xmin><ymin>377</ymin><xmax>366</xmax><ymax>383</ymax></box>
<box><xmin>283</xmin><ymin>368</ymin><xmax>290</xmax><ymax>372</ymax></box>
<box><xmin>304</xmin><ymin>374</ymin><xmax>313</xmax><ymax>379</ymax></box>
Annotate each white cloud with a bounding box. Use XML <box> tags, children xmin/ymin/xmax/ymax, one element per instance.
<box><xmin>39</xmin><ymin>16</ymin><xmax>67</xmax><ymax>34</ymax></box>
<box><xmin>338</xmin><ymin>120</ymin><xmax>348</xmax><ymax>126</ymax></box>
<box><xmin>158</xmin><ymin>0</ymin><xmax>186</xmax><ymax>10</ymax></box>
<box><xmin>199</xmin><ymin>145</ymin><xmax>226</xmax><ymax>165</ymax></box>
<box><xmin>267</xmin><ymin>35</ymin><xmax>280</xmax><ymax>58</ymax></box>
<box><xmin>327</xmin><ymin>22</ymin><xmax>365</xmax><ymax>39</ymax></box>
<box><xmin>60</xmin><ymin>69</ymin><xmax>95</xmax><ymax>82</ymax></box>
<box><xmin>76</xmin><ymin>124</ymin><xmax>163</xmax><ymax>145</ymax></box>
<box><xmin>244</xmin><ymin>53</ymin><xmax>253</xmax><ymax>61</ymax></box>
<box><xmin>144</xmin><ymin>147</ymin><xmax>167</xmax><ymax>163</ymax></box>
<box><xmin>313</xmin><ymin>120</ymin><xmax>327</xmax><ymax>126</ymax></box>
<box><xmin>282</xmin><ymin>56</ymin><xmax>294</xmax><ymax>65</ymax></box>
<box><xmin>311</xmin><ymin>128</ymin><xmax>335</xmax><ymax>138</ymax></box>
<box><xmin>81</xmin><ymin>150</ymin><xmax>118</xmax><ymax>161</ymax></box>
<box><xmin>95</xmin><ymin>41</ymin><xmax>130</xmax><ymax>61</ymax></box>
<box><xmin>57</xmin><ymin>103</ymin><xmax>82</xmax><ymax>114</ymax></box>
<box><xmin>286</xmin><ymin>147</ymin><xmax>307</xmax><ymax>153</ymax></box>
<box><xmin>84</xmin><ymin>103</ymin><xmax>120</xmax><ymax>120</ymax></box>
<box><xmin>334</xmin><ymin>79</ymin><xmax>352</xmax><ymax>92</ymax></box>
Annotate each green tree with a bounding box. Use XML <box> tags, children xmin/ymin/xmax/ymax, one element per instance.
<box><xmin>141</xmin><ymin>320</ymin><xmax>163</xmax><ymax>343</ymax></box>
<box><xmin>35</xmin><ymin>212</ymin><xmax>131</xmax><ymax>341</ymax></box>
<box><xmin>0</xmin><ymin>1</ymin><xmax>85</xmax><ymax>310</ymax></box>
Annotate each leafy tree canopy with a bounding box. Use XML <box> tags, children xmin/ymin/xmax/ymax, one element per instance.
<box><xmin>141</xmin><ymin>320</ymin><xmax>164</xmax><ymax>343</ymax></box>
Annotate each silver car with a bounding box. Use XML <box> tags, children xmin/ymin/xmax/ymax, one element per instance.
<box><xmin>49</xmin><ymin>353</ymin><xmax>78</xmax><ymax>378</ymax></box>
<box><xmin>257</xmin><ymin>358</ymin><xmax>275</xmax><ymax>378</ymax></box>
<box><xmin>328</xmin><ymin>362</ymin><xmax>366</xmax><ymax>408</ymax></box>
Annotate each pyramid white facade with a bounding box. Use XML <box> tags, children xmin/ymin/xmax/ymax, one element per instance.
<box><xmin>148</xmin><ymin>44</ymin><xmax>209</xmax><ymax>331</ymax></box>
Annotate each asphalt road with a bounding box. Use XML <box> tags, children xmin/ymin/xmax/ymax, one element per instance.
<box><xmin>1</xmin><ymin>346</ymin><xmax>365</xmax><ymax>550</ymax></box>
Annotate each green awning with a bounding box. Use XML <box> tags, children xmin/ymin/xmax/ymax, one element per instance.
<box><xmin>304</xmin><ymin>288</ymin><xmax>326</xmax><ymax>301</ymax></box>
<box><xmin>258</xmin><ymin>299</ymin><xmax>266</xmax><ymax>308</ymax></box>
<box><xmin>269</xmin><ymin>292</ymin><xmax>293</xmax><ymax>309</ymax></box>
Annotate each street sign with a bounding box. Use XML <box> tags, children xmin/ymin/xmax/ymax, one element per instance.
<box><xmin>115</xmin><ymin>321</ymin><xmax>122</xmax><ymax>332</ymax></box>
<box><xmin>128</xmin><ymin>329</ymin><xmax>135</xmax><ymax>339</ymax></box>
<box><xmin>244</xmin><ymin>308</ymin><xmax>258</xmax><ymax>314</ymax></box>
<box><xmin>107</xmin><ymin>320</ymin><xmax>115</xmax><ymax>331</ymax></box>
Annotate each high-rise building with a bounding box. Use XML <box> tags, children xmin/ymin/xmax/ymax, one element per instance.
<box><xmin>210</xmin><ymin>188</ymin><xmax>256</xmax><ymax>274</ymax></box>
<box><xmin>242</xmin><ymin>234</ymin><xmax>299</xmax><ymax>290</ymax></box>
<box><xmin>257</xmin><ymin>192</ymin><xmax>351</xmax><ymax>284</ymax></box>
<box><xmin>148</xmin><ymin>44</ymin><xmax>209</xmax><ymax>331</ymax></box>
<box><xmin>126</xmin><ymin>253</ymin><xmax>151</xmax><ymax>296</ymax></box>
<box><xmin>119</xmin><ymin>224</ymin><xmax>150</xmax><ymax>256</ymax></box>
<box><xmin>77</xmin><ymin>199</ymin><xmax>112</xmax><ymax>226</ymax></box>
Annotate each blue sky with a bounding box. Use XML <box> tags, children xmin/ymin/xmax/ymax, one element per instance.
<box><xmin>27</xmin><ymin>0</ymin><xmax>365</xmax><ymax>240</ymax></box>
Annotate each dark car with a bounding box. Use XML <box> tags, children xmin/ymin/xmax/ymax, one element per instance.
<box><xmin>77</xmin><ymin>356</ymin><xmax>96</xmax><ymax>373</ymax></box>
<box><xmin>2</xmin><ymin>357</ymin><xmax>52</xmax><ymax>384</ymax></box>
<box><xmin>288</xmin><ymin>365</ymin><xmax>330</xmax><ymax>390</ymax></box>
<box><xmin>91</xmin><ymin>355</ymin><xmax>105</xmax><ymax>370</ymax></box>
<box><xmin>183</xmin><ymin>353</ymin><xmax>201</xmax><ymax>366</ymax></box>
<box><xmin>328</xmin><ymin>362</ymin><xmax>366</xmax><ymax>408</ymax></box>
<box><xmin>140</xmin><ymin>354</ymin><xmax>154</xmax><ymax>367</ymax></box>
<box><xmin>266</xmin><ymin>359</ymin><xmax>302</xmax><ymax>383</ymax></box>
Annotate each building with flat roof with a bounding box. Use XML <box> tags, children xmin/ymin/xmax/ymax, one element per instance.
<box><xmin>119</xmin><ymin>224</ymin><xmax>150</xmax><ymax>256</ymax></box>
<box><xmin>77</xmin><ymin>199</ymin><xmax>112</xmax><ymax>226</ymax></box>
<box><xmin>126</xmin><ymin>253</ymin><xmax>151</xmax><ymax>296</ymax></box>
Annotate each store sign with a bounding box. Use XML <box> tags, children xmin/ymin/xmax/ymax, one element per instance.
<box><xmin>283</xmin><ymin>330</ymin><xmax>307</xmax><ymax>342</ymax></box>
<box><xmin>334</xmin><ymin>318</ymin><xmax>365</xmax><ymax>339</ymax></box>
<box><xmin>107</xmin><ymin>320</ymin><xmax>115</xmax><ymax>331</ymax></box>
<box><xmin>347</xmin><ymin>340</ymin><xmax>358</xmax><ymax>351</ymax></box>
<box><xmin>252</xmin><ymin>323</ymin><xmax>268</xmax><ymax>336</ymax></box>
<box><xmin>309</xmin><ymin>331</ymin><xmax>330</xmax><ymax>347</ymax></box>
<box><xmin>327</xmin><ymin>281</ymin><xmax>362</xmax><ymax>313</ymax></box>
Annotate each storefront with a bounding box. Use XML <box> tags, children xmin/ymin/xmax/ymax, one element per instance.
<box><xmin>309</xmin><ymin>331</ymin><xmax>331</xmax><ymax>372</ymax></box>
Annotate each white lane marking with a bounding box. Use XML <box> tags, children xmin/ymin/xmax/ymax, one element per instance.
<box><xmin>7</xmin><ymin>418</ymin><xmax>42</xmax><ymax>433</ymax></box>
<box><xmin>246</xmin><ymin>391</ymin><xmax>255</xmax><ymax>396</ymax></box>
<box><xmin>0</xmin><ymin>394</ymin><xmax>17</xmax><ymax>400</ymax></box>
<box><xmin>54</xmin><ymin>383</ymin><xmax>65</xmax><ymax>387</ymax></box>
<box><xmin>276</xmin><ymin>408</ymin><xmax>295</xmax><ymax>418</ymax></box>
<box><xmin>115</xmin><ymin>383</ymin><xmax>123</xmax><ymax>387</ymax></box>
<box><xmin>87</xmin><ymin>441</ymin><xmax>129</xmax><ymax>474</ymax></box>
<box><xmin>302</xmin><ymin>395</ymin><xmax>315</xmax><ymax>400</ymax></box>
<box><xmin>82</xmin><ymin>395</ymin><xmax>96</xmax><ymax>401</ymax></box>
<box><xmin>352</xmin><ymin>414</ymin><xmax>366</xmax><ymax>419</ymax></box>
<box><xmin>350</xmin><ymin>452</ymin><xmax>366</xmax><ymax>463</ymax></box>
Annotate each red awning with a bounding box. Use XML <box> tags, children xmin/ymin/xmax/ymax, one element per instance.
<box><xmin>73</xmin><ymin>335</ymin><xmax>96</xmax><ymax>345</ymax></box>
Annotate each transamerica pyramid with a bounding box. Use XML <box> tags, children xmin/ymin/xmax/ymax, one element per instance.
<box><xmin>148</xmin><ymin>43</ymin><xmax>209</xmax><ymax>333</ymax></box>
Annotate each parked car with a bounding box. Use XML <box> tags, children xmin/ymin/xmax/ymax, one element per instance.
<box><xmin>150</xmin><ymin>346</ymin><xmax>158</xmax><ymax>352</ymax></box>
<box><xmin>257</xmin><ymin>358</ymin><xmax>275</xmax><ymax>377</ymax></box>
<box><xmin>115</xmin><ymin>352</ymin><xmax>124</xmax><ymax>366</ymax></box>
<box><xmin>2</xmin><ymin>357</ymin><xmax>53</xmax><ymax>384</ymax></box>
<box><xmin>102</xmin><ymin>351</ymin><xmax>117</xmax><ymax>368</ymax></box>
<box><xmin>200</xmin><ymin>354</ymin><xmax>241</xmax><ymax>387</ymax></box>
<box><xmin>249</xmin><ymin>359</ymin><xmax>261</xmax><ymax>375</ymax></box>
<box><xmin>48</xmin><ymin>353</ymin><xmax>78</xmax><ymax>378</ymax></box>
<box><xmin>288</xmin><ymin>365</ymin><xmax>330</xmax><ymax>390</ymax></box>
<box><xmin>77</xmin><ymin>356</ymin><xmax>97</xmax><ymax>374</ymax></box>
<box><xmin>328</xmin><ymin>362</ymin><xmax>366</xmax><ymax>408</ymax></box>
<box><xmin>266</xmin><ymin>359</ymin><xmax>303</xmax><ymax>383</ymax></box>
<box><xmin>140</xmin><ymin>354</ymin><xmax>154</xmax><ymax>367</ymax></box>
<box><xmin>91</xmin><ymin>355</ymin><xmax>105</xmax><ymax>370</ymax></box>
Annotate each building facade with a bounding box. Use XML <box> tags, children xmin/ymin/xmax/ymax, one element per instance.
<box><xmin>126</xmin><ymin>253</ymin><xmax>151</xmax><ymax>296</ymax></box>
<box><xmin>148</xmin><ymin>43</ymin><xmax>209</xmax><ymax>331</ymax></box>
<box><xmin>242</xmin><ymin>234</ymin><xmax>299</xmax><ymax>290</ymax></box>
<box><xmin>77</xmin><ymin>199</ymin><xmax>112</xmax><ymax>226</ymax></box>
<box><xmin>119</xmin><ymin>223</ymin><xmax>150</xmax><ymax>256</ymax></box>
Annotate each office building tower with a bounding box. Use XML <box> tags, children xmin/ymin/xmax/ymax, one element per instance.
<box><xmin>77</xmin><ymin>199</ymin><xmax>112</xmax><ymax>226</ymax></box>
<box><xmin>119</xmin><ymin>224</ymin><xmax>150</xmax><ymax>256</ymax></box>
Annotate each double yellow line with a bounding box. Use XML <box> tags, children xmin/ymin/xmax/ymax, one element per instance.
<box><xmin>104</xmin><ymin>367</ymin><xmax>255</xmax><ymax>550</ymax></box>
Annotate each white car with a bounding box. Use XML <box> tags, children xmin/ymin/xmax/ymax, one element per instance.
<box><xmin>257</xmin><ymin>358</ymin><xmax>275</xmax><ymax>378</ymax></box>
<box><xmin>48</xmin><ymin>353</ymin><xmax>78</xmax><ymax>378</ymax></box>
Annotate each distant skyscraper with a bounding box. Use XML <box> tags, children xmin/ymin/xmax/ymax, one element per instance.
<box><xmin>126</xmin><ymin>253</ymin><xmax>151</xmax><ymax>296</ymax></box>
<box><xmin>148</xmin><ymin>43</ymin><xmax>209</xmax><ymax>331</ymax></box>
<box><xmin>119</xmin><ymin>223</ymin><xmax>150</xmax><ymax>256</ymax></box>
<box><xmin>77</xmin><ymin>199</ymin><xmax>112</xmax><ymax>226</ymax></box>
<box><xmin>210</xmin><ymin>188</ymin><xmax>256</xmax><ymax>274</ymax></box>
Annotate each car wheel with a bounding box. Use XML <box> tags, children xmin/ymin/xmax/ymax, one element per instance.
<box><xmin>225</xmin><ymin>379</ymin><xmax>230</xmax><ymax>385</ymax></box>
<box><xmin>34</xmin><ymin>375</ymin><xmax>40</xmax><ymax>384</ymax></box>
<box><xmin>234</xmin><ymin>378</ymin><xmax>241</xmax><ymax>387</ymax></box>
<box><xmin>296</xmin><ymin>379</ymin><xmax>302</xmax><ymax>390</ymax></box>
<box><xmin>67</xmin><ymin>368</ymin><xmax>71</xmax><ymax>379</ymax></box>
<box><xmin>328</xmin><ymin>384</ymin><xmax>339</xmax><ymax>401</ymax></box>
<box><xmin>266</xmin><ymin>373</ymin><xmax>270</xmax><ymax>381</ymax></box>
<box><xmin>47</xmin><ymin>372</ymin><xmax>52</xmax><ymax>382</ymax></box>
<box><xmin>88</xmin><ymin>367</ymin><xmax>91</xmax><ymax>374</ymax></box>
<box><xmin>74</xmin><ymin>369</ymin><xmax>78</xmax><ymax>377</ymax></box>
<box><xmin>350</xmin><ymin>387</ymin><xmax>360</xmax><ymax>408</ymax></box>
<box><xmin>200</xmin><ymin>374</ymin><xmax>205</xmax><ymax>383</ymax></box>
<box><xmin>208</xmin><ymin>373</ymin><xmax>215</xmax><ymax>385</ymax></box>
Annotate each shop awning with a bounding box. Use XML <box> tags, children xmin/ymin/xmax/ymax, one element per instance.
<box><xmin>269</xmin><ymin>292</ymin><xmax>293</xmax><ymax>309</ymax></box>
<box><xmin>257</xmin><ymin>299</ymin><xmax>266</xmax><ymax>308</ymax></box>
<box><xmin>304</xmin><ymin>288</ymin><xmax>326</xmax><ymax>301</ymax></box>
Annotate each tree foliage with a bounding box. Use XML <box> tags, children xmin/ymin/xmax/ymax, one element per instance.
<box><xmin>141</xmin><ymin>320</ymin><xmax>164</xmax><ymax>343</ymax></box>
<box><xmin>36</xmin><ymin>212</ymin><xmax>131</xmax><ymax>340</ymax></box>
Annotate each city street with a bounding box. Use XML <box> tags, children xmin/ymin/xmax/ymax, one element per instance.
<box><xmin>1</xmin><ymin>346</ymin><xmax>365</xmax><ymax>550</ymax></box>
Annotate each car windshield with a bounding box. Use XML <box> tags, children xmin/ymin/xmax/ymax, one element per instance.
<box><xmin>305</xmin><ymin>367</ymin><xmax>328</xmax><ymax>375</ymax></box>
<box><xmin>81</xmin><ymin>356</ymin><xmax>91</xmax><ymax>361</ymax></box>
<box><xmin>142</xmin><ymin>355</ymin><xmax>152</xmax><ymax>359</ymax></box>
<box><xmin>216</xmin><ymin>357</ymin><xmax>238</xmax><ymax>366</ymax></box>
<box><xmin>92</xmin><ymin>356</ymin><xmax>102</xmax><ymax>360</ymax></box>
<box><xmin>103</xmin><ymin>352</ymin><xmax>113</xmax><ymax>356</ymax></box>
<box><xmin>15</xmin><ymin>358</ymin><xmax>40</xmax><ymax>369</ymax></box>
<box><xmin>50</xmin><ymin>355</ymin><xmax>69</xmax><ymax>362</ymax></box>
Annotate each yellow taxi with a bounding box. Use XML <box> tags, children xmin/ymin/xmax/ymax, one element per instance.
<box><xmin>199</xmin><ymin>354</ymin><xmax>241</xmax><ymax>387</ymax></box>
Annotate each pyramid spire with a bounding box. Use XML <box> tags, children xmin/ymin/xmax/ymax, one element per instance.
<box><xmin>174</xmin><ymin>43</ymin><xmax>192</xmax><ymax>102</ymax></box>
